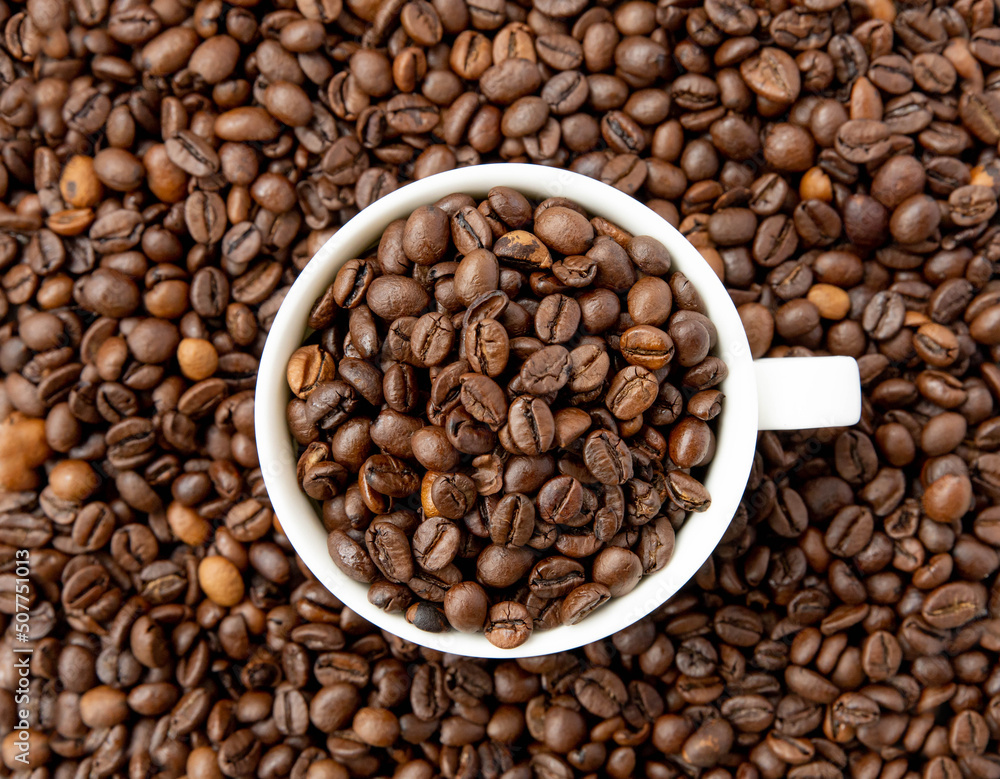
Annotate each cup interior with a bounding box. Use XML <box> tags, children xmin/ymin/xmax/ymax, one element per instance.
<box><xmin>255</xmin><ymin>164</ymin><xmax>759</xmax><ymax>658</ymax></box>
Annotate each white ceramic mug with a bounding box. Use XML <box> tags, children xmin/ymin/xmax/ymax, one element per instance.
<box><xmin>255</xmin><ymin>164</ymin><xmax>861</xmax><ymax>658</ymax></box>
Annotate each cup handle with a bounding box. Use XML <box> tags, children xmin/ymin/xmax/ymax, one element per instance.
<box><xmin>753</xmin><ymin>356</ymin><xmax>862</xmax><ymax>431</ymax></box>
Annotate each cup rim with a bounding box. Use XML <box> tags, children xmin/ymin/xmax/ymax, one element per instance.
<box><xmin>255</xmin><ymin>163</ymin><xmax>759</xmax><ymax>658</ymax></box>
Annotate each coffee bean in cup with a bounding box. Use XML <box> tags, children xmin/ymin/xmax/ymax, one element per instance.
<box><xmin>288</xmin><ymin>187</ymin><xmax>726</xmax><ymax>647</ymax></box>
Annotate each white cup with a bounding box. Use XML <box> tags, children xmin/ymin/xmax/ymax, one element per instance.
<box><xmin>255</xmin><ymin>163</ymin><xmax>861</xmax><ymax>658</ymax></box>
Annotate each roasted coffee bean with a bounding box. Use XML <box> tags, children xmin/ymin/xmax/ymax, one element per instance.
<box><xmin>528</xmin><ymin>556</ymin><xmax>585</xmax><ymax>598</ymax></box>
<box><xmin>921</xmin><ymin>582</ymin><xmax>986</xmax><ymax>629</ymax></box>
<box><xmin>520</xmin><ymin>345</ymin><xmax>571</xmax><ymax>394</ymax></box>
<box><xmin>620</xmin><ymin>326</ymin><xmax>674</xmax><ymax>370</ymax></box>
<box><xmin>412</xmin><ymin>516</ymin><xmax>461</xmax><ymax>571</ymax></box>
<box><xmin>669</xmin><ymin>417</ymin><xmax>712</xmax><ymax>469</ymax></box>
<box><xmin>592</xmin><ymin>547</ymin><xmax>643</xmax><ymax>597</ymax></box>
<box><xmin>405</xmin><ymin>601</ymin><xmax>449</xmax><ymax>632</ymax></box>
<box><xmin>606</xmin><ymin>365</ymin><xmax>659</xmax><ymax>419</ymax></box>
<box><xmin>484</xmin><ymin>601</ymin><xmax>532</xmax><ymax>649</ymax></box>
<box><xmin>409</xmin><ymin>312</ymin><xmax>455</xmax><ymax>367</ymax></box>
<box><xmin>442</xmin><ymin>581</ymin><xmax>489</xmax><ymax>633</ymax></box>
<box><xmin>627</xmin><ymin>277</ymin><xmax>673</xmax><ymax>326</ymax></box>
<box><xmin>428</xmin><ymin>472</ymin><xmax>476</xmax><ymax>520</ymax></box>
<box><xmin>740</xmin><ymin>47</ymin><xmax>800</xmax><ymax>104</ymax></box>
<box><xmin>328</xmin><ymin>530</ymin><xmax>378</xmax><ymax>583</ymax></box>
<box><xmin>459</xmin><ymin>373</ymin><xmax>507</xmax><ymax>429</ymax></box>
<box><xmin>286</xmin><ymin>346</ymin><xmax>336</xmax><ymax>400</ymax></box>
<box><xmin>535</xmin><ymin>293</ymin><xmax>581</xmax><ymax>344</ymax></box>
<box><xmin>465</xmin><ymin>317</ymin><xmax>509</xmax><ymax>376</ymax></box>
<box><xmin>360</xmin><ymin>454</ymin><xmax>420</xmax><ymax>499</ymax></box>
<box><xmin>568</xmin><ymin>343</ymin><xmax>610</xmax><ymax>392</ymax></box>
<box><xmin>561</xmin><ymin>582</ymin><xmax>611</xmax><ymax>625</ymax></box>
<box><xmin>453</xmin><ymin>247</ymin><xmax>498</xmax><ymax>303</ymax></box>
<box><xmin>583</xmin><ymin>429</ymin><xmax>634</xmax><ymax>485</ymax></box>
<box><xmin>365</xmin><ymin>520</ymin><xmax>414</xmax><ymax>584</ymax></box>
<box><xmin>367</xmin><ymin>276</ymin><xmax>430</xmax><ymax>320</ymax></box>
<box><xmin>537</xmin><ymin>476</ymin><xmax>584</xmax><ymax>525</ymax></box>
<box><xmin>470</xmin><ymin>214</ymin><xmax>528</xmax><ymax>258</ymax></box>
<box><xmin>637</xmin><ymin>516</ymin><xmax>676</xmax><ymax>574</ymax></box>
<box><xmin>507</xmin><ymin>395</ymin><xmax>555</xmax><ymax>455</ymax></box>
<box><xmin>665</xmin><ymin>471</ymin><xmax>711</xmax><ymax>512</ymax></box>
<box><xmin>165</xmin><ymin>130</ymin><xmax>220</xmax><ymax>177</ymax></box>
<box><xmin>489</xmin><ymin>492</ymin><xmax>535</xmax><ymax>547</ymax></box>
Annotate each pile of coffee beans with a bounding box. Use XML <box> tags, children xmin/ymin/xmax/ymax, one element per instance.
<box><xmin>287</xmin><ymin>187</ymin><xmax>726</xmax><ymax>646</ymax></box>
<box><xmin>2</xmin><ymin>0</ymin><xmax>1000</xmax><ymax>772</ymax></box>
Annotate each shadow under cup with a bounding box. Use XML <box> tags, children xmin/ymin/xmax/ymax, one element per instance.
<box><xmin>255</xmin><ymin>163</ymin><xmax>759</xmax><ymax>658</ymax></box>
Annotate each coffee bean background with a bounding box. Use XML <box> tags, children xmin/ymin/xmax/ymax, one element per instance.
<box><xmin>1</xmin><ymin>0</ymin><xmax>1000</xmax><ymax>774</ymax></box>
